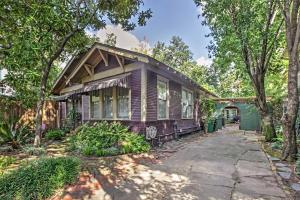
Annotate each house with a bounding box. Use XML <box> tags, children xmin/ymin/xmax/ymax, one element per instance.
<box><xmin>52</xmin><ymin>43</ymin><xmax>217</xmax><ymax>142</ymax></box>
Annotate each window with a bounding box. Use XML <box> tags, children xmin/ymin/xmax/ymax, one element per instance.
<box><xmin>117</xmin><ymin>87</ymin><xmax>129</xmax><ymax>118</ymax></box>
<box><xmin>90</xmin><ymin>95</ymin><xmax>100</xmax><ymax>119</ymax></box>
<box><xmin>66</xmin><ymin>99</ymin><xmax>73</xmax><ymax>114</ymax></box>
<box><xmin>182</xmin><ymin>89</ymin><xmax>193</xmax><ymax>119</ymax></box>
<box><xmin>157</xmin><ymin>79</ymin><xmax>168</xmax><ymax>119</ymax></box>
<box><xmin>103</xmin><ymin>88</ymin><xmax>113</xmax><ymax>118</ymax></box>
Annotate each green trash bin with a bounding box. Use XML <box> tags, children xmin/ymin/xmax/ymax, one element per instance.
<box><xmin>207</xmin><ymin>120</ymin><xmax>215</xmax><ymax>133</ymax></box>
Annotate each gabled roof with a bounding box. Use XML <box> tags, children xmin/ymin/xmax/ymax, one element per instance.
<box><xmin>52</xmin><ymin>42</ymin><xmax>217</xmax><ymax>98</ymax></box>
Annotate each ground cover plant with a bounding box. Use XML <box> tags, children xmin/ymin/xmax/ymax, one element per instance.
<box><xmin>0</xmin><ymin>156</ymin><xmax>80</xmax><ymax>200</ymax></box>
<box><xmin>45</xmin><ymin>129</ymin><xmax>65</xmax><ymax>141</ymax></box>
<box><xmin>0</xmin><ymin>156</ymin><xmax>16</xmax><ymax>173</ymax></box>
<box><xmin>69</xmin><ymin>121</ymin><xmax>151</xmax><ymax>156</ymax></box>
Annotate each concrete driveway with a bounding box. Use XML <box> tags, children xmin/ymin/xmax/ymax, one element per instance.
<box><xmin>61</xmin><ymin>126</ymin><xmax>288</xmax><ymax>200</ymax></box>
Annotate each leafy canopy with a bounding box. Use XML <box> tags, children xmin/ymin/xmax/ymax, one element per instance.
<box><xmin>0</xmin><ymin>0</ymin><xmax>152</xmax><ymax>107</ymax></box>
<box><xmin>195</xmin><ymin>0</ymin><xmax>285</xmax><ymax>99</ymax></box>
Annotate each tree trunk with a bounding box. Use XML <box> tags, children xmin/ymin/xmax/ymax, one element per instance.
<box><xmin>261</xmin><ymin>113</ymin><xmax>276</xmax><ymax>141</ymax></box>
<box><xmin>34</xmin><ymin>64</ymin><xmax>52</xmax><ymax>147</ymax></box>
<box><xmin>282</xmin><ymin>55</ymin><xmax>299</xmax><ymax>161</ymax></box>
<box><xmin>34</xmin><ymin>99</ymin><xmax>44</xmax><ymax>147</ymax></box>
<box><xmin>253</xmin><ymin>72</ymin><xmax>276</xmax><ymax>141</ymax></box>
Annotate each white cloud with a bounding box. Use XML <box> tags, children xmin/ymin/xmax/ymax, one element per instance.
<box><xmin>196</xmin><ymin>56</ymin><xmax>212</xmax><ymax>67</ymax></box>
<box><xmin>89</xmin><ymin>25</ymin><xmax>150</xmax><ymax>51</ymax></box>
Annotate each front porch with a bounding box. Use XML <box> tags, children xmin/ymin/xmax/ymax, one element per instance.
<box><xmin>53</xmin><ymin>73</ymin><xmax>132</xmax><ymax>129</ymax></box>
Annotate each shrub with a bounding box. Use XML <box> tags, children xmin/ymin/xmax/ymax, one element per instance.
<box><xmin>0</xmin><ymin>156</ymin><xmax>81</xmax><ymax>200</ymax></box>
<box><xmin>45</xmin><ymin>129</ymin><xmax>65</xmax><ymax>140</ymax></box>
<box><xmin>0</xmin><ymin>119</ymin><xmax>34</xmax><ymax>149</ymax></box>
<box><xmin>271</xmin><ymin>135</ymin><xmax>283</xmax><ymax>150</ymax></box>
<box><xmin>69</xmin><ymin>121</ymin><xmax>150</xmax><ymax>156</ymax></box>
<box><xmin>0</xmin><ymin>156</ymin><xmax>16</xmax><ymax>171</ymax></box>
<box><xmin>22</xmin><ymin>145</ymin><xmax>46</xmax><ymax>156</ymax></box>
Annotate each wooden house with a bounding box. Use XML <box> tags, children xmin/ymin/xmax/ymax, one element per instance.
<box><xmin>52</xmin><ymin>43</ymin><xmax>216</xmax><ymax>142</ymax></box>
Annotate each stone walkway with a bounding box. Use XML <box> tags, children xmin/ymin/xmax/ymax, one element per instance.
<box><xmin>61</xmin><ymin>126</ymin><xmax>289</xmax><ymax>200</ymax></box>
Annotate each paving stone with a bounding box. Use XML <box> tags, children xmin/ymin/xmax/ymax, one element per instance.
<box><xmin>237</xmin><ymin>160</ymin><xmax>273</xmax><ymax>177</ymax></box>
<box><xmin>278</xmin><ymin>171</ymin><xmax>291</xmax><ymax>179</ymax></box>
<box><xmin>242</xmin><ymin>150</ymin><xmax>268</xmax><ymax>162</ymax></box>
<box><xmin>275</xmin><ymin>163</ymin><xmax>287</xmax><ymax>167</ymax></box>
<box><xmin>235</xmin><ymin>176</ymin><xmax>286</xmax><ymax>198</ymax></box>
<box><xmin>61</xmin><ymin>125</ymin><xmax>288</xmax><ymax>200</ymax></box>
<box><xmin>291</xmin><ymin>183</ymin><xmax>300</xmax><ymax>191</ymax></box>
<box><xmin>277</xmin><ymin>166</ymin><xmax>292</xmax><ymax>173</ymax></box>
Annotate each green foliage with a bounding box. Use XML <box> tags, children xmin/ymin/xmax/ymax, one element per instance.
<box><xmin>200</xmin><ymin>98</ymin><xmax>216</xmax><ymax>121</ymax></box>
<box><xmin>0</xmin><ymin>156</ymin><xmax>16</xmax><ymax>172</ymax></box>
<box><xmin>69</xmin><ymin>122</ymin><xmax>150</xmax><ymax>156</ymax></box>
<box><xmin>0</xmin><ymin>156</ymin><xmax>81</xmax><ymax>200</ymax></box>
<box><xmin>195</xmin><ymin>0</ymin><xmax>285</xmax><ymax>99</ymax></box>
<box><xmin>0</xmin><ymin>116</ymin><xmax>33</xmax><ymax>148</ymax></box>
<box><xmin>152</xmin><ymin>36</ymin><xmax>215</xmax><ymax>92</ymax></box>
<box><xmin>22</xmin><ymin>145</ymin><xmax>46</xmax><ymax>156</ymax></box>
<box><xmin>0</xmin><ymin>0</ymin><xmax>152</xmax><ymax>108</ymax></box>
<box><xmin>45</xmin><ymin>129</ymin><xmax>65</xmax><ymax>141</ymax></box>
<box><xmin>271</xmin><ymin>132</ymin><xmax>283</xmax><ymax>150</ymax></box>
<box><xmin>104</xmin><ymin>33</ymin><xmax>117</xmax><ymax>46</ymax></box>
<box><xmin>152</xmin><ymin>36</ymin><xmax>193</xmax><ymax>69</ymax></box>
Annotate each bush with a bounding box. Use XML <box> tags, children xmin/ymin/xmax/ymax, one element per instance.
<box><xmin>0</xmin><ymin>119</ymin><xmax>34</xmax><ymax>149</ymax></box>
<box><xmin>45</xmin><ymin>129</ymin><xmax>65</xmax><ymax>140</ymax></box>
<box><xmin>22</xmin><ymin>145</ymin><xmax>46</xmax><ymax>156</ymax></box>
<box><xmin>0</xmin><ymin>156</ymin><xmax>16</xmax><ymax>172</ymax></box>
<box><xmin>69</xmin><ymin>121</ymin><xmax>150</xmax><ymax>156</ymax></box>
<box><xmin>0</xmin><ymin>156</ymin><xmax>81</xmax><ymax>200</ymax></box>
<box><xmin>271</xmin><ymin>134</ymin><xmax>283</xmax><ymax>150</ymax></box>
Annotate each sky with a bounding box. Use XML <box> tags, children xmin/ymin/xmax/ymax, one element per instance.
<box><xmin>93</xmin><ymin>0</ymin><xmax>213</xmax><ymax>66</ymax></box>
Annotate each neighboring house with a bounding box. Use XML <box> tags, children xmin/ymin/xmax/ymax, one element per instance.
<box><xmin>52</xmin><ymin>43</ymin><xmax>217</xmax><ymax>142</ymax></box>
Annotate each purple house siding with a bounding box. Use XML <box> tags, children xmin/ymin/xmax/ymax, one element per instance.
<box><xmin>130</xmin><ymin>69</ymin><xmax>141</xmax><ymax>121</ymax></box>
<box><xmin>146</xmin><ymin>70</ymin><xmax>157</xmax><ymax>121</ymax></box>
<box><xmin>53</xmin><ymin>43</ymin><xmax>214</xmax><ymax>144</ymax></box>
<box><xmin>143</xmin><ymin>70</ymin><xmax>201</xmax><ymax>141</ymax></box>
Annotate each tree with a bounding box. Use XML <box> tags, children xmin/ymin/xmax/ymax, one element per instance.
<box><xmin>104</xmin><ymin>33</ymin><xmax>117</xmax><ymax>46</ymax></box>
<box><xmin>0</xmin><ymin>0</ymin><xmax>152</xmax><ymax>146</ymax></box>
<box><xmin>280</xmin><ymin>0</ymin><xmax>300</xmax><ymax>161</ymax></box>
<box><xmin>152</xmin><ymin>36</ymin><xmax>214</xmax><ymax>91</ymax></box>
<box><xmin>195</xmin><ymin>0</ymin><xmax>284</xmax><ymax>141</ymax></box>
<box><xmin>152</xmin><ymin>36</ymin><xmax>193</xmax><ymax>69</ymax></box>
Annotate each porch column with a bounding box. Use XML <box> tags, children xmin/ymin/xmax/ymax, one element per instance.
<box><xmin>141</xmin><ymin>66</ymin><xmax>147</xmax><ymax>122</ymax></box>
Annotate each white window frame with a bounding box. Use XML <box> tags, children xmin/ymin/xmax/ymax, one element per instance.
<box><xmin>116</xmin><ymin>87</ymin><xmax>131</xmax><ymax>119</ymax></box>
<box><xmin>181</xmin><ymin>87</ymin><xmax>194</xmax><ymax>119</ymax></box>
<box><xmin>89</xmin><ymin>92</ymin><xmax>101</xmax><ymax>120</ymax></box>
<box><xmin>157</xmin><ymin>75</ymin><xmax>169</xmax><ymax>120</ymax></box>
<box><xmin>102</xmin><ymin>87</ymin><xmax>114</xmax><ymax>119</ymax></box>
<box><xmin>88</xmin><ymin>87</ymin><xmax>131</xmax><ymax>121</ymax></box>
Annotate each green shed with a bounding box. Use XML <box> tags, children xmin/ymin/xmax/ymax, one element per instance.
<box><xmin>214</xmin><ymin>98</ymin><xmax>261</xmax><ymax>131</ymax></box>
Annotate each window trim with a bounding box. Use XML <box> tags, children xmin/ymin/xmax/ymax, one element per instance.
<box><xmin>88</xmin><ymin>87</ymin><xmax>131</xmax><ymax>121</ymax></box>
<box><xmin>116</xmin><ymin>87</ymin><xmax>131</xmax><ymax>119</ymax></box>
<box><xmin>89</xmin><ymin>92</ymin><xmax>101</xmax><ymax>120</ymax></box>
<box><xmin>157</xmin><ymin>75</ymin><xmax>169</xmax><ymax>120</ymax></box>
<box><xmin>181</xmin><ymin>87</ymin><xmax>194</xmax><ymax>119</ymax></box>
